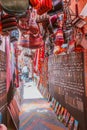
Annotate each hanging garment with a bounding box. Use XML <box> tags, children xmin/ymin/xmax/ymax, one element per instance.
<box><xmin>55</xmin><ymin>28</ymin><xmax>64</xmax><ymax>46</ymax></box>
<box><xmin>30</xmin><ymin>0</ymin><xmax>40</xmax><ymax>9</ymax></box>
<box><xmin>53</xmin><ymin>45</ymin><xmax>66</xmax><ymax>55</ymax></box>
<box><xmin>29</xmin><ymin>33</ymin><xmax>44</xmax><ymax>49</ymax></box>
<box><xmin>0</xmin><ymin>0</ymin><xmax>29</xmax><ymax>16</ymax></box>
<box><xmin>20</xmin><ymin>33</ymin><xmax>44</xmax><ymax>49</ymax></box>
<box><xmin>37</xmin><ymin>0</ymin><xmax>52</xmax><ymax>15</ymax></box>
<box><xmin>29</xmin><ymin>9</ymin><xmax>39</xmax><ymax>34</ymax></box>
<box><xmin>47</xmin><ymin>0</ymin><xmax>63</xmax><ymax>16</ymax></box>
<box><xmin>1</xmin><ymin>15</ymin><xmax>17</xmax><ymax>34</ymax></box>
<box><xmin>33</xmin><ymin>49</ymin><xmax>39</xmax><ymax>73</ymax></box>
<box><xmin>6</xmin><ymin>37</ymin><xmax>12</xmax><ymax>92</ymax></box>
<box><xmin>67</xmin><ymin>39</ymin><xmax>76</xmax><ymax>53</ymax></box>
<box><xmin>10</xmin><ymin>29</ymin><xmax>19</xmax><ymax>43</ymax></box>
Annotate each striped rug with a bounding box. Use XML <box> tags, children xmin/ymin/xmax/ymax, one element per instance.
<box><xmin>19</xmin><ymin>98</ymin><xmax>68</xmax><ymax>130</ymax></box>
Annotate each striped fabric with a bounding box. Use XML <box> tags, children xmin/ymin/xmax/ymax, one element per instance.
<box><xmin>19</xmin><ymin>99</ymin><xmax>68</xmax><ymax>130</ymax></box>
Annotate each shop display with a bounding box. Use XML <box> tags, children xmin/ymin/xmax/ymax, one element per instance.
<box><xmin>56</xmin><ymin>104</ymin><xmax>62</xmax><ymax>116</ymax></box>
<box><xmin>37</xmin><ymin>0</ymin><xmax>52</xmax><ymax>15</ymax></box>
<box><xmin>54</xmin><ymin>101</ymin><xmax>59</xmax><ymax>113</ymax></box>
<box><xmin>52</xmin><ymin>99</ymin><xmax>56</xmax><ymax>109</ymax></box>
<box><xmin>48</xmin><ymin>52</ymin><xmax>87</xmax><ymax>130</ymax></box>
<box><xmin>1</xmin><ymin>0</ymin><xmax>29</xmax><ymax>16</ymax></box>
<box><xmin>64</xmin><ymin>112</ymin><xmax>70</xmax><ymax>127</ymax></box>
<box><xmin>61</xmin><ymin>108</ymin><xmax>67</xmax><ymax>123</ymax></box>
<box><xmin>47</xmin><ymin>0</ymin><xmax>63</xmax><ymax>16</ymax></box>
<box><xmin>0</xmin><ymin>50</ymin><xmax>7</xmax><ymax>125</ymax></box>
<box><xmin>68</xmin><ymin>116</ymin><xmax>75</xmax><ymax>130</ymax></box>
<box><xmin>50</xmin><ymin>97</ymin><xmax>55</xmax><ymax>108</ymax></box>
<box><xmin>57</xmin><ymin>107</ymin><xmax>65</xmax><ymax>121</ymax></box>
<box><xmin>73</xmin><ymin>120</ymin><xmax>79</xmax><ymax>130</ymax></box>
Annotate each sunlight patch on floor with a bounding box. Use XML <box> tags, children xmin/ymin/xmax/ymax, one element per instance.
<box><xmin>23</xmin><ymin>81</ymin><xmax>43</xmax><ymax>99</ymax></box>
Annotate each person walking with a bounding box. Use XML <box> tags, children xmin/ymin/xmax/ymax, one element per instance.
<box><xmin>22</xmin><ymin>64</ymin><xmax>29</xmax><ymax>81</ymax></box>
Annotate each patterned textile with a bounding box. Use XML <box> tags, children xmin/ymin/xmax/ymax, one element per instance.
<box><xmin>19</xmin><ymin>99</ymin><xmax>68</xmax><ymax>130</ymax></box>
<box><xmin>6</xmin><ymin>37</ymin><xmax>12</xmax><ymax>92</ymax></box>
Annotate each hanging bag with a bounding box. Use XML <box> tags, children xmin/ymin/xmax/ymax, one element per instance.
<box><xmin>30</xmin><ymin>0</ymin><xmax>40</xmax><ymax>9</ymax></box>
<box><xmin>37</xmin><ymin>0</ymin><xmax>52</xmax><ymax>15</ymax></box>
<box><xmin>20</xmin><ymin>33</ymin><xmax>44</xmax><ymax>49</ymax></box>
<box><xmin>29</xmin><ymin>33</ymin><xmax>44</xmax><ymax>49</ymax></box>
<box><xmin>47</xmin><ymin>0</ymin><xmax>63</xmax><ymax>16</ymax></box>
<box><xmin>1</xmin><ymin>15</ymin><xmax>17</xmax><ymax>34</ymax></box>
<box><xmin>55</xmin><ymin>28</ymin><xmax>64</xmax><ymax>46</ymax></box>
<box><xmin>0</xmin><ymin>0</ymin><xmax>29</xmax><ymax>16</ymax></box>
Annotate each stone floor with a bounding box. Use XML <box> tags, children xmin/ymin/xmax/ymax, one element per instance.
<box><xmin>19</xmin><ymin>81</ymin><xmax>68</xmax><ymax>130</ymax></box>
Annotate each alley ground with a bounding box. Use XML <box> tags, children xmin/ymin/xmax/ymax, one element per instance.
<box><xmin>19</xmin><ymin>81</ymin><xmax>68</xmax><ymax>130</ymax></box>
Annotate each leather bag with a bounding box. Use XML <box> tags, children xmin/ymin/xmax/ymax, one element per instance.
<box><xmin>0</xmin><ymin>0</ymin><xmax>29</xmax><ymax>16</ymax></box>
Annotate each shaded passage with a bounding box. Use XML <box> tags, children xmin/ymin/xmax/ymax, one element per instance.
<box><xmin>19</xmin><ymin>82</ymin><xmax>68</xmax><ymax>130</ymax></box>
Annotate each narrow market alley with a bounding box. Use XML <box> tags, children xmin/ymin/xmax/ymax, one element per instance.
<box><xmin>19</xmin><ymin>81</ymin><xmax>67</xmax><ymax>130</ymax></box>
<box><xmin>0</xmin><ymin>0</ymin><xmax>87</xmax><ymax>130</ymax></box>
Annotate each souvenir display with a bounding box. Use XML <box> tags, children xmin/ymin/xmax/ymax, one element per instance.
<box><xmin>57</xmin><ymin>107</ymin><xmax>65</xmax><ymax>121</ymax></box>
<box><xmin>47</xmin><ymin>0</ymin><xmax>64</xmax><ymax>16</ymax></box>
<box><xmin>54</xmin><ymin>101</ymin><xmax>59</xmax><ymax>113</ymax></box>
<box><xmin>20</xmin><ymin>33</ymin><xmax>44</xmax><ymax>49</ymax></box>
<box><xmin>63</xmin><ymin>112</ymin><xmax>70</xmax><ymax>127</ymax></box>
<box><xmin>10</xmin><ymin>29</ymin><xmax>19</xmax><ymax>43</ymax></box>
<box><xmin>50</xmin><ymin>97</ymin><xmax>55</xmax><ymax>107</ymax></box>
<box><xmin>52</xmin><ymin>99</ymin><xmax>56</xmax><ymax>109</ymax></box>
<box><xmin>30</xmin><ymin>0</ymin><xmax>40</xmax><ymax>9</ymax></box>
<box><xmin>0</xmin><ymin>50</ymin><xmax>7</xmax><ymax>125</ymax></box>
<box><xmin>72</xmin><ymin>17</ymin><xmax>86</xmax><ymax>28</ymax></box>
<box><xmin>37</xmin><ymin>0</ymin><xmax>52</xmax><ymax>15</ymax></box>
<box><xmin>1</xmin><ymin>15</ymin><xmax>17</xmax><ymax>34</ymax></box>
<box><xmin>29</xmin><ymin>33</ymin><xmax>44</xmax><ymax>49</ymax></box>
<box><xmin>61</xmin><ymin>109</ymin><xmax>67</xmax><ymax>123</ymax></box>
<box><xmin>73</xmin><ymin>120</ymin><xmax>79</xmax><ymax>130</ymax></box>
<box><xmin>68</xmin><ymin>116</ymin><xmax>75</xmax><ymax>130</ymax></box>
<box><xmin>54</xmin><ymin>28</ymin><xmax>64</xmax><ymax>46</ymax></box>
<box><xmin>56</xmin><ymin>104</ymin><xmax>62</xmax><ymax>116</ymax></box>
<box><xmin>47</xmin><ymin>93</ymin><xmax>51</xmax><ymax>102</ymax></box>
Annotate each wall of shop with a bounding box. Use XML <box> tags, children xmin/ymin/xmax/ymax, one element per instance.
<box><xmin>48</xmin><ymin>51</ymin><xmax>87</xmax><ymax>130</ymax></box>
<box><xmin>0</xmin><ymin>36</ymin><xmax>7</xmax><ymax>125</ymax></box>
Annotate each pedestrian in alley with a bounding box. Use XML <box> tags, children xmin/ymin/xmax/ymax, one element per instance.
<box><xmin>21</xmin><ymin>64</ymin><xmax>29</xmax><ymax>82</ymax></box>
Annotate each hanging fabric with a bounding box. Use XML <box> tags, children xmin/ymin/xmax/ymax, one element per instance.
<box><xmin>29</xmin><ymin>33</ymin><xmax>44</xmax><ymax>49</ymax></box>
<box><xmin>14</xmin><ymin>46</ymin><xmax>19</xmax><ymax>88</ymax></box>
<box><xmin>30</xmin><ymin>0</ymin><xmax>40</xmax><ymax>9</ymax></box>
<box><xmin>6</xmin><ymin>37</ymin><xmax>12</xmax><ymax>92</ymax></box>
<box><xmin>1</xmin><ymin>15</ymin><xmax>17</xmax><ymax>34</ymax></box>
<box><xmin>67</xmin><ymin>39</ymin><xmax>76</xmax><ymax>53</ymax></box>
<box><xmin>55</xmin><ymin>28</ymin><xmax>64</xmax><ymax>46</ymax></box>
<box><xmin>53</xmin><ymin>45</ymin><xmax>66</xmax><ymax>55</ymax></box>
<box><xmin>10</xmin><ymin>29</ymin><xmax>19</xmax><ymax>43</ymax></box>
<box><xmin>37</xmin><ymin>0</ymin><xmax>52</xmax><ymax>15</ymax></box>
<box><xmin>29</xmin><ymin>9</ymin><xmax>39</xmax><ymax>34</ymax></box>
<box><xmin>33</xmin><ymin>49</ymin><xmax>39</xmax><ymax>73</ymax></box>
<box><xmin>18</xmin><ymin>9</ymin><xmax>31</xmax><ymax>32</ymax></box>
<box><xmin>0</xmin><ymin>0</ymin><xmax>29</xmax><ymax>16</ymax></box>
<box><xmin>47</xmin><ymin>0</ymin><xmax>63</xmax><ymax>16</ymax></box>
<box><xmin>20</xmin><ymin>33</ymin><xmax>44</xmax><ymax>49</ymax></box>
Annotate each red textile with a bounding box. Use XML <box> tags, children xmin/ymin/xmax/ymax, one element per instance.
<box><xmin>6</xmin><ymin>37</ymin><xmax>12</xmax><ymax>92</ymax></box>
